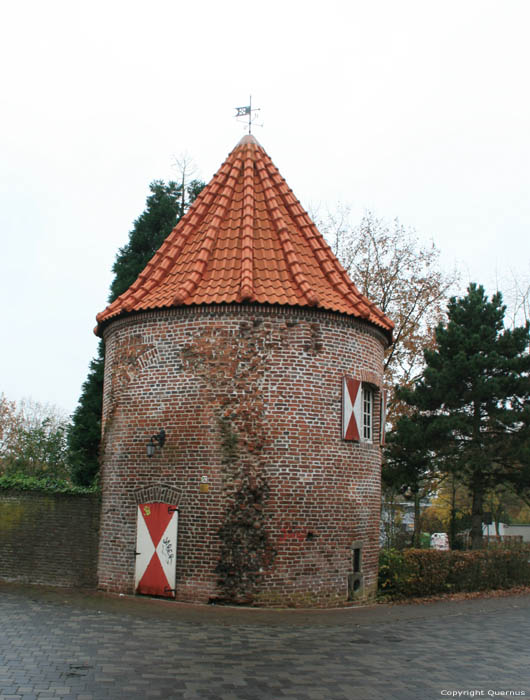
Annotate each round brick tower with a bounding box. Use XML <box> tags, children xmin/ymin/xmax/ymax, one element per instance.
<box><xmin>95</xmin><ymin>135</ymin><xmax>393</xmax><ymax>606</ymax></box>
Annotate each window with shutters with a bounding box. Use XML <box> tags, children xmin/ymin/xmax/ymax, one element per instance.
<box><xmin>342</xmin><ymin>377</ymin><xmax>378</xmax><ymax>443</ymax></box>
<box><xmin>362</xmin><ymin>387</ymin><xmax>373</xmax><ymax>442</ymax></box>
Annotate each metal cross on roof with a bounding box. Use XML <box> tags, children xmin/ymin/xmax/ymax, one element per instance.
<box><xmin>235</xmin><ymin>96</ymin><xmax>261</xmax><ymax>134</ymax></box>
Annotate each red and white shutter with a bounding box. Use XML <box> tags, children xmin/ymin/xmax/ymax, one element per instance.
<box><xmin>342</xmin><ymin>376</ymin><xmax>362</xmax><ymax>441</ymax></box>
<box><xmin>380</xmin><ymin>390</ymin><xmax>388</xmax><ymax>446</ymax></box>
<box><xmin>135</xmin><ymin>502</ymin><xmax>178</xmax><ymax>598</ymax></box>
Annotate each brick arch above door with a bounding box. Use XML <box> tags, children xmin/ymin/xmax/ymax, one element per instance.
<box><xmin>133</xmin><ymin>484</ymin><xmax>183</xmax><ymax>506</ymax></box>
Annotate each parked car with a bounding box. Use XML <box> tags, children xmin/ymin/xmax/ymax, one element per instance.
<box><xmin>430</xmin><ymin>532</ymin><xmax>450</xmax><ymax>550</ymax></box>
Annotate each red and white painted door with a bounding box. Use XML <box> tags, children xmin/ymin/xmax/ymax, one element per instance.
<box><xmin>135</xmin><ymin>502</ymin><xmax>178</xmax><ymax>598</ymax></box>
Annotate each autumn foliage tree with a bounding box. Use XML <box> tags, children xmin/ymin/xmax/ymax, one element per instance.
<box><xmin>0</xmin><ymin>395</ymin><xmax>70</xmax><ymax>479</ymax></box>
<box><xmin>318</xmin><ymin>210</ymin><xmax>458</xmax><ymax>423</ymax></box>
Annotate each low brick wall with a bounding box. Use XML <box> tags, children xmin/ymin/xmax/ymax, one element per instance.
<box><xmin>0</xmin><ymin>490</ymin><xmax>100</xmax><ymax>588</ymax></box>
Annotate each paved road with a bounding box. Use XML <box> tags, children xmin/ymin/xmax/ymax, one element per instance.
<box><xmin>0</xmin><ymin>582</ymin><xmax>529</xmax><ymax>700</ymax></box>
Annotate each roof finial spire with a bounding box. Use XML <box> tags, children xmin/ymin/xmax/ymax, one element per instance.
<box><xmin>235</xmin><ymin>95</ymin><xmax>261</xmax><ymax>134</ymax></box>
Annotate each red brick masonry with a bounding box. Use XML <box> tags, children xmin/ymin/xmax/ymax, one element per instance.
<box><xmin>0</xmin><ymin>491</ymin><xmax>99</xmax><ymax>588</ymax></box>
<box><xmin>98</xmin><ymin>304</ymin><xmax>385</xmax><ymax>607</ymax></box>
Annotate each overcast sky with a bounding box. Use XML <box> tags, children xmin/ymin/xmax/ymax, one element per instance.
<box><xmin>1</xmin><ymin>0</ymin><xmax>529</xmax><ymax>415</ymax></box>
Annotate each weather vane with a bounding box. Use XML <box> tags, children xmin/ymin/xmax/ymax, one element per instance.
<box><xmin>235</xmin><ymin>96</ymin><xmax>262</xmax><ymax>134</ymax></box>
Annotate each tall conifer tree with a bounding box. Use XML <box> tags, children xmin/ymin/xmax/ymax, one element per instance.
<box><xmin>69</xmin><ymin>179</ymin><xmax>204</xmax><ymax>485</ymax></box>
<box><xmin>397</xmin><ymin>284</ymin><xmax>530</xmax><ymax>548</ymax></box>
<box><xmin>383</xmin><ymin>414</ymin><xmax>441</xmax><ymax>547</ymax></box>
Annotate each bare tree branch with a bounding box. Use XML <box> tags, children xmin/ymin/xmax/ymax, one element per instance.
<box><xmin>318</xmin><ymin>210</ymin><xmax>459</xmax><ymax>424</ymax></box>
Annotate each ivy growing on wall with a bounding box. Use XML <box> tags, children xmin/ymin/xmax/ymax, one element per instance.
<box><xmin>181</xmin><ymin>318</ymin><xmax>277</xmax><ymax>602</ymax></box>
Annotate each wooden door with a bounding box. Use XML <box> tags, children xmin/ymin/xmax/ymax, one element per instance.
<box><xmin>135</xmin><ymin>502</ymin><xmax>178</xmax><ymax>598</ymax></box>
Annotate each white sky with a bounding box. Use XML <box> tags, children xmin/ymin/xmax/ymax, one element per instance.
<box><xmin>1</xmin><ymin>0</ymin><xmax>529</xmax><ymax>415</ymax></box>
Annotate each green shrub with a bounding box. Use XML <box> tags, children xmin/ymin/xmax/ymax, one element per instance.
<box><xmin>0</xmin><ymin>472</ymin><xmax>98</xmax><ymax>495</ymax></box>
<box><xmin>378</xmin><ymin>548</ymin><xmax>411</xmax><ymax>598</ymax></box>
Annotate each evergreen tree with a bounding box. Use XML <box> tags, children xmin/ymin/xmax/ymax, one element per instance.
<box><xmin>397</xmin><ymin>283</ymin><xmax>530</xmax><ymax>549</ymax></box>
<box><xmin>68</xmin><ymin>342</ymin><xmax>105</xmax><ymax>486</ymax></box>
<box><xmin>69</xmin><ymin>178</ymin><xmax>204</xmax><ymax>485</ymax></box>
<box><xmin>110</xmin><ymin>180</ymin><xmax>191</xmax><ymax>301</ymax></box>
<box><xmin>383</xmin><ymin>414</ymin><xmax>441</xmax><ymax>547</ymax></box>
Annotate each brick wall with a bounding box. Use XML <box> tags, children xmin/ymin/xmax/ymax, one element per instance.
<box><xmin>0</xmin><ymin>490</ymin><xmax>100</xmax><ymax>588</ymax></box>
<box><xmin>99</xmin><ymin>304</ymin><xmax>386</xmax><ymax>606</ymax></box>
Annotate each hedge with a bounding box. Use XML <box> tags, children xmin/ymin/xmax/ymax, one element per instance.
<box><xmin>379</xmin><ymin>547</ymin><xmax>530</xmax><ymax>599</ymax></box>
<box><xmin>0</xmin><ymin>473</ymin><xmax>98</xmax><ymax>495</ymax></box>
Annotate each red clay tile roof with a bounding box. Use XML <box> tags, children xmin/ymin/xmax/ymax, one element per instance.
<box><xmin>95</xmin><ymin>135</ymin><xmax>393</xmax><ymax>339</ymax></box>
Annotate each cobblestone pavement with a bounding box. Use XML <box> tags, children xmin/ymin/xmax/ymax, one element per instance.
<box><xmin>0</xmin><ymin>582</ymin><xmax>529</xmax><ymax>700</ymax></box>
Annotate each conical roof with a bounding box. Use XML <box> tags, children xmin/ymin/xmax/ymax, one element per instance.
<box><xmin>95</xmin><ymin>135</ymin><xmax>393</xmax><ymax>339</ymax></box>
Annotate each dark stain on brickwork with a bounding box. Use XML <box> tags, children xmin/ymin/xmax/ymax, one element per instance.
<box><xmin>304</xmin><ymin>322</ymin><xmax>324</xmax><ymax>354</ymax></box>
<box><xmin>181</xmin><ymin>318</ymin><xmax>276</xmax><ymax>602</ymax></box>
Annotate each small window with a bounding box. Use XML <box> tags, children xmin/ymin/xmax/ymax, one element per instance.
<box><xmin>353</xmin><ymin>546</ymin><xmax>362</xmax><ymax>573</ymax></box>
<box><xmin>348</xmin><ymin>543</ymin><xmax>363</xmax><ymax>600</ymax></box>
<box><xmin>363</xmin><ymin>387</ymin><xmax>373</xmax><ymax>441</ymax></box>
